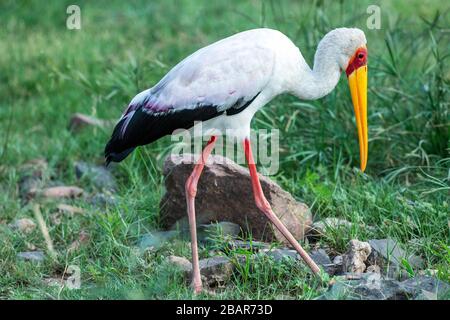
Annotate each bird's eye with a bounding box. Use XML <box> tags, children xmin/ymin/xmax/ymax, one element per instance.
<box><xmin>358</xmin><ymin>53</ymin><xmax>365</xmax><ymax>59</ymax></box>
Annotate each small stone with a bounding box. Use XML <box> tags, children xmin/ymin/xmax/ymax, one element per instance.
<box><xmin>67</xmin><ymin>231</ymin><xmax>90</xmax><ymax>252</ymax></box>
<box><xmin>309</xmin><ymin>249</ymin><xmax>335</xmax><ymax>274</ymax></box>
<box><xmin>43</xmin><ymin>277</ymin><xmax>65</xmax><ymax>288</ymax></box>
<box><xmin>199</xmin><ymin>256</ymin><xmax>234</xmax><ymax>288</ymax></box>
<box><xmin>343</xmin><ymin>239</ymin><xmax>371</xmax><ymax>274</ymax></box>
<box><xmin>333</xmin><ymin>255</ymin><xmax>343</xmax><ymax>265</ymax></box>
<box><xmin>89</xmin><ymin>193</ymin><xmax>118</xmax><ymax>208</ymax></box>
<box><xmin>17</xmin><ymin>251</ymin><xmax>45</xmax><ymax>262</ymax></box>
<box><xmin>168</xmin><ymin>255</ymin><xmax>192</xmax><ymax>272</ymax></box>
<box><xmin>41</xmin><ymin>186</ymin><xmax>84</xmax><ymax>199</ymax></box>
<box><xmin>50</xmin><ymin>213</ymin><xmax>62</xmax><ymax>225</ymax></box>
<box><xmin>74</xmin><ymin>161</ymin><xmax>117</xmax><ymax>191</ymax></box>
<box><xmin>57</xmin><ymin>204</ymin><xmax>84</xmax><ymax>215</ymax></box>
<box><xmin>366</xmin><ymin>265</ymin><xmax>381</xmax><ymax>274</ymax></box>
<box><xmin>10</xmin><ymin>218</ymin><xmax>36</xmax><ymax>234</ymax></box>
<box><xmin>69</xmin><ymin>113</ymin><xmax>112</xmax><ymax>132</ymax></box>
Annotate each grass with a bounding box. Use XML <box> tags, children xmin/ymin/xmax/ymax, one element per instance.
<box><xmin>0</xmin><ymin>0</ymin><xmax>449</xmax><ymax>299</ymax></box>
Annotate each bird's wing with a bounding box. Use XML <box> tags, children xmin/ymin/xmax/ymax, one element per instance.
<box><xmin>105</xmin><ymin>38</ymin><xmax>275</xmax><ymax>164</ymax></box>
<box><xmin>130</xmin><ymin>41</ymin><xmax>275</xmax><ymax>115</ymax></box>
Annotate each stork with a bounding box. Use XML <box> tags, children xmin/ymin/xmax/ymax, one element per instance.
<box><xmin>105</xmin><ymin>28</ymin><xmax>368</xmax><ymax>293</ymax></box>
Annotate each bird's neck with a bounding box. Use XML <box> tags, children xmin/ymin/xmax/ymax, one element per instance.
<box><xmin>291</xmin><ymin>47</ymin><xmax>342</xmax><ymax>101</ymax></box>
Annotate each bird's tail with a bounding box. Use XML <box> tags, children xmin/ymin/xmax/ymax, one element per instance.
<box><xmin>104</xmin><ymin>118</ymin><xmax>136</xmax><ymax>167</ymax></box>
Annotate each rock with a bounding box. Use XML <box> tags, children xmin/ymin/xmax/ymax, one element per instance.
<box><xmin>368</xmin><ymin>238</ymin><xmax>424</xmax><ymax>269</ymax></box>
<box><xmin>342</xmin><ymin>239</ymin><xmax>371</xmax><ymax>273</ymax></box>
<box><xmin>320</xmin><ymin>273</ymin><xmax>410</xmax><ymax>300</ymax></box>
<box><xmin>9</xmin><ymin>218</ymin><xmax>36</xmax><ymax>234</ymax></box>
<box><xmin>367</xmin><ymin>238</ymin><xmax>424</xmax><ymax>279</ymax></box>
<box><xmin>366</xmin><ymin>265</ymin><xmax>381</xmax><ymax>274</ymax></box>
<box><xmin>41</xmin><ymin>186</ymin><xmax>84</xmax><ymax>199</ymax></box>
<box><xmin>401</xmin><ymin>276</ymin><xmax>450</xmax><ymax>300</ymax></box>
<box><xmin>310</xmin><ymin>249</ymin><xmax>335</xmax><ymax>274</ymax></box>
<box><xmin>332</xmin><ymin>255</ymin><xmax>344</xmax><ymax>275</ymax></box>
<box><xmin>69</xmin><ymin>113</ymin><xmax>112</xmax><ymax>132</ymax></box>
<box><xmin>43</xmin><ymin>277</ymin><xmax>65</xmax><ymax>288</ymax></box>
<box><xmin>138</xmin><ymin>230</ymin><xmax>180</xmax><ymax>251</ymax></box>
<box><xmin>67</xmin><ymin>231</ymin><xmax>90</xmax><ymax>252</ymax></box>
<box><xmin>168</xmin><ymin>255</ymin><xmax>192</xmax><ymax>272</ymax></box>
<box><xmin>89</xmin><ymin>192</ymin><xmax>118</xmax><ymax>208</ymax></box>
<box><xmin>320</xmin><ymin>273</ymin><xmax>450</xmax><ymax>300</ymax></box>
<box><xmin>19</xmin><ymin>158</ymin><xmax>48</xmax><ymax>178</ymax></box>
<box><xmin>160</xmin><ymin>154</ymin><xmax>312</xmax><ymax>244</ymax></box>
<box><xmin>17</xmin><ymin>251</ymin><xmax>45</xmax><ymax>262</ymax></box>
<box><xmin>74</xmin><ymin>161</ymin><xmax>116</xmax><ymax>191</ymax></box>
<box><xmin>57</xmin><ymin>204</ymin><xmax>84</xmax><ymax>215</ymax></box>
<box><xmin>199</xmin><ymin>256</ymin><xmax>234</xmax><ymax>288</ymax></box>
<box><xmin>18</xmin><ymin>159</ymin><xmax>48</xmax><ymax>201</ymax></box>
<box><xmin>169</xmin><ymin>255</ymin><xmax>235</xmax><ymax>288</ymax></box>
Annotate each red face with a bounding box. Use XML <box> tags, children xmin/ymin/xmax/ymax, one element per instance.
<box><xmin>345</xmin><ymin>47</ymin><xmax>368</xmax><ymax>77</ymax></box>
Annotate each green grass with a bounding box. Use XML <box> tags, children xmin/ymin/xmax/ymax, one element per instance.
<box><xmin>0</xmin><ymin>0</ymin><xmax>449</xmax><ymax>299</ymax></box>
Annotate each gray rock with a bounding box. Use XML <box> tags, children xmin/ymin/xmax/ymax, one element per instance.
<box><xmin>160</xmin><ymin>154</ymin><xmax>312</xmax><ymax>244</ymax></box>
<box><xmin>199</xmin><ymin>256</ymin><xmax>234</xmax><ymax>288</ymax></box>
<box><xmin>320</xmin><ymin>273</ymin><xmax>410</xmax><ymax>300</ymax></box>
<box><xmin>342</xmin><ymin>239</ymin><xmax>371</xmax><ymax>273</ymax></box>
<box><xmin>309</xmin><ymin>249</ymin><xmax>336</xmax><ymax>274</ymax></box>
<box><xmin>401</xmin><ymin>276</ymin><xmax>450</xmax><ymax>300</ymax></box>
<box><xmin>75</xmin><ymin>161</ymin><xmax>116</xmax><ymax>191</ymax></box>
<box><xmin>18</xmin><ymin>159</ymin><xmax>48</xmax><ymax>201</ymax></box>
<box><xmin>171</xmin><ymin>255</ymin><xmax>235</xmax><ymax>288</ymax></box>
<box><xmin>89</xmin><ymin>192</ymin><xmax>118</xmax><ymax>208</ymax></box>
<box><xmin>368</xmin><ymin>239</ymin><xmax>424</xmax><ymax>279</ymax></box>
<box><xmin>320</xmin><ymin>274</ymin><xmax>450</xmax><ymax>300</ymax></box>
<box><xmin>9</xmin><ymin>218</ymin><xmax>36</xmax><ymax>234</ymax></box>
<box><xmin>17</xmin><ymin>251</ymin><xmax>45</xmax><ymax>262</ymax></box>
<box><xmin>168</xmin><ymin>255</ymin><xmax>192</xmax><ymax>272</ymax></box>
<box><xmin>138</xmin><ymin>230</ymin><xmax>180</xmax><ymax>251</ymax></box>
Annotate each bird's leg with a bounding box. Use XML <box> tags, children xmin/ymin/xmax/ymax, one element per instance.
<box><xmin>185</xmin><ymin>135</ymin><xmax>217</xmax><ymax>293</ymax></box>
<box><xmin>243</xmin><ymin>138</ymin><xmax>321</xmax><ymax>275</ymax></box>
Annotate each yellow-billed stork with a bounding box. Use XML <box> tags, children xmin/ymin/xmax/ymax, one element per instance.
<box><xmin>105</xmin><ymin>28</ymin><xmax>368</xmax><ymax>293</ymax></box>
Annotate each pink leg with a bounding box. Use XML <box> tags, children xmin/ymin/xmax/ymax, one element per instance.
<box><xmin>185</xmin><ymin>136</ymin><xmax>217</xmax><ymax>293</ymax></box>
<box><xmin>243</xmin><ymin>138</ymin><xmax>320</xmax><ymax>274</ymax></box>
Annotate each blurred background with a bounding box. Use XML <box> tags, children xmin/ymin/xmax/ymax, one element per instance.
<box><xmin>0</xmin><ymin>0</ymin><xmax>448</xmax><ymax>299</ymax></box>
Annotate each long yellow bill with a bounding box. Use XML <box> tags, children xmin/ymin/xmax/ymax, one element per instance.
<box><xmin>348</xmin><ymin>65</ymin><xmax>368</xmax><ymax>172</ymax></box>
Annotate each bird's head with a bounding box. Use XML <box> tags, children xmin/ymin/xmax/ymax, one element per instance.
<box><xmin>317</xmin><ymin>28</ymin><xmax>368</xmax><ymax>171</ymax></box>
